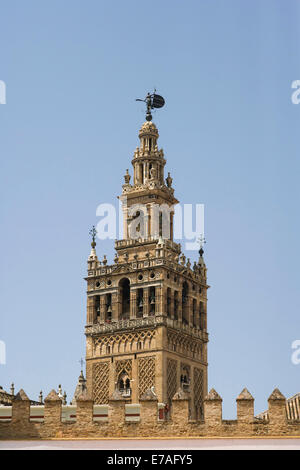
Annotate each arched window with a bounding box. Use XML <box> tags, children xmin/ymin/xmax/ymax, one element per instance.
<box><xmin>159</xmin><ymin>211</ymin><xmax>163</xmax><ymax>237</ymax></box>
<box><xmin>106</xmin><ymin>294</ymin><xmax>112</xmax><ymax>322</ymax></box>
<box><xmin>174</xmin><ymin>291</ymin><xmax>178</xmax><ymax>320</ymax></box>
<box><xmin>118</xmin><ymin>371</ymin><xmax>131</xmax><ymax>397</ymax></box>
<box><xmin>95</xmin><ymin>295</ymin><xmax>100</xmax><ymax>322</ymax></box>
<box><xmin>167</xmin><ymin>288</ymin><xmax>171</xmax><ymax>317</ymax></box>
<box><xmin>137</xmin><ymin>288</ymin><xmax>144</xmax><ymax>318</ymax></box>
<box><xmin>199</xmin><ymin>301</ymin><xmax>205</xmax><ymax>330</ymax></box>
<box><xmin>182</xmin><ymin>282</ymin><xmax>189</xmax><ymax>325</ymax></box>
<box><xmin>193</xmin><ymin>299</ymin><xmax>197</xmax><ymax>327</ymax></box>
<box><xmin>139</xmin><ymin>163</ymin><xmax>143</xmax><ymax>183</ymax></box>
<box><xmin>119</xmin><ymin>278</ymin><xmax>130</xmax><ymax>320</ymax></box>
<box><xmin>149</xmin><ymin>286</ymin><xmax>156</xmax><ymax>315</ymax></box>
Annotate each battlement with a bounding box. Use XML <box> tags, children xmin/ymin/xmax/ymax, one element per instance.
<box><xmin>0</xmin><ymin>387</ymin><xmax>299</xmax><ymax>440</ymax></box>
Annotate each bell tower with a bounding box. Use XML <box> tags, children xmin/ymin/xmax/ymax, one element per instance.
<box><xmin>85</xmin><ymin>112</ymin><xmax>209</xmax><ymax>419</ymax></box>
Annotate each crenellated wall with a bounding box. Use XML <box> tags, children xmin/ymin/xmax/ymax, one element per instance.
<box><xmin>0</xmin><ymin>387</ymin><xmax>299</xmax><ymax>440</ymax></box>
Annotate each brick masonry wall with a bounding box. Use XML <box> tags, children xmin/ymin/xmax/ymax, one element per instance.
<box><xmin>0</xmin><ymin>388</ymin><xmax>300</xmax><ymax>440</ymax></box>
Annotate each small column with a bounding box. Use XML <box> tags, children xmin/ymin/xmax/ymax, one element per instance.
<box><xmin>111</xmin><ymin>292</ymin><xmax>118</xmax><ymax>322</ymax></box>
<box><xmin>177</xmin><ymin>293</ymin><xmax>183</xmax><ymax>323</ymax></box>
<box><xmin>161</xmin><ymin>287</ymin><xmax>167</xmax><ymax>317</ymax></box>
<box><xmin>130</xmin><ymin>289</ymin><xmax>137</xmax><ymax>319</ymax></box>
<box><xmin>155</xmin><ymin>286</ymin><xmax>162</xmax><ymax>315</ymax></box>
<box><xmin>204</xmin><ymin>389</ymin><xmax>222</xmax><ymax>427</ymax></box>
<box><xmin>123</xmin><ymin>204</ymin><xmax>128</xmax><ymax>239</ymax></box>
<box><xmin>236</xmin><ymin>388</ymin><xmax>254</xmax><ymax>424</ymax></box>
<box><xmin>143</xmin><ymin>287</ymin><xmax>149</xmax><ymax>316</ymax></box>
<box><xmin>100</xmin><ymin>295</ymin><xmax>106</xmax><ymax>323</ymax></box>
<box><xmin>170</xmin><ymin>212</ymin><xmax>174</xmax><ymax>241</ymax></box>
<box><xmin>146</xmin><ymin>205</ymin><xmax>151</xmax><ymax>239</ymax></box>
<box><xmin>145</xmin><ymin>161</ymin><xmax>149</xmax><ymax>183</ymax></box>
<box><xmin>150</xmin><ymin>204</ymin><xmax>158</xmax><ymax>239</ymax></box>
<box><xmin>44</xmin><ymin>390</ymin><xmax>62</xmax><ymax>427</ymax></box>
<box><xmin>87</xmin><ymin>297</ymin><xmax>94</xmax><ymax>325</ymax></box>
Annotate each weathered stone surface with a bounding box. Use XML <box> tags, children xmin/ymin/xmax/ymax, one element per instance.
<box><xmin>172</xmin><ymin>388</ymin><xmax>190</xmax><ymax>401</ymax></box>
<box><xmin>14</xmin><ymin>389</ymin><xmax>30</xmax><ymax>401</ymax></box>
<box><xmin>236</xmin><ymin>388</ymin><xmax>254</xmax><ymax>401</ymax></box>
<box><xmin>205</xmin><ymin>389</ymin><xmax>222</xmax><ymax>401</ymax></box>
<box><xmin>76</xmin><ymin>389</ymin><xmax>93</xmax><ymax>401</ymax></box>
<box><xmin>45</xmin><ymin>390</ymin><xmax>61</xmax><ymax>402</ymax></box>
<box><xmin>236</xmin><ymin>389</ymin><xmax>254</xmax><ymax>424</ymax></box>
<box><xmin>268</xmin><ymin>388</ymin><xmax>286</xmax><ymax>401</ymax></box>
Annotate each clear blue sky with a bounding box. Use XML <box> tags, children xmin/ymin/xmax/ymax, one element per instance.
<box><xmin>1</xmin><ymin>0</ymin><xmax>300</xmax><ymax>418</ymax></box>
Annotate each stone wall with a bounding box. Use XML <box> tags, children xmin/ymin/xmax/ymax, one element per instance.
<box><xmin>0</xmin><ymin>387</ymin><xmax>299</xmax><ymax>440</ymax></box>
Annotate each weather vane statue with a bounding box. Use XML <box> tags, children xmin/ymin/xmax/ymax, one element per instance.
<box><xmin>136</xmin><ymin>90</ymin><xmax>165</xmax><ymax>121</ymax></box>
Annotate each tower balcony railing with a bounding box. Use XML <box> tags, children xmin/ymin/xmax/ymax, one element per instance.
<box><xmin>165</xmin><ymin>318</ymin><xmax>208</xmax><ymax>341</ymax></box>
<box><xmin>86</xmin><ymin>316</ymin><xmax>157</xmax><ymax>335</ymax></box>
<box><xmin>85</xmin><ymin>315</ymin><xmax>208</xmax><ymax>341</ymax></box>
<box><xmin>115</xmin><ymin>237</ymin><xmax>181</xmax><ymax>252</ymax></box>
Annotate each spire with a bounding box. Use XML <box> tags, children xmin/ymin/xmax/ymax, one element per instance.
<box><xmin>57</xmin><ymin>384</ymin><xmax>63</xmax><ymax>399</ymax></box>
<box><xmin>124</xmin><ymin>169</ymin><xmax>131</xmax><ymax>185</ymax></box>
<box><xmin>88</xmin><ymin>226</ymin><xmax>99</xmax><ymax>271</ymax></box>
<box><xmin>198</xmin><ymin>235</ymin><xmax>206</xmax><ymax>268</ymax></box>
<box><xmin>88</xmin><ymin>225</ymin><xmax>97</xmax><ymax>257</ymax></box>
<box><xmin>72</xmin><ymin>370</ymin><xmax>87</xmax><ymax>405</ymax></box>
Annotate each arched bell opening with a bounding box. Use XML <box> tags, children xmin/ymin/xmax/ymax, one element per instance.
<box><xmin>136</xmin><ymin>288</ymin><xmax>144</xmax><ymax>318</ymax></box>
<box><xmin>174</xmin><ymin>291</ymin><xmax>179</xmax><ymax>320</ymax></box>
<box><xmin>149</xmin><ymin>286</ymin><xmax>156</xmax><ymax>316</ymax></box>
<box><xmin>105</xmin><ymin>293</ymin><xmax>112</xmax><ymax>323</ymax></box>
<box><xmin>199</xmin><ymin>301</ymin><xmax>205</xmax><ymax>330</ymax></box>
<box><xmin>182</xmin><ymin>281</ymin><xmax>189</xmax><ymax>325</ymax></box>
<box><xmin>119</xmin><ymin>278</ymin><xmax>130</xmax><ymax>320</ymax></box>
<box><xmin>95</xmin><ymin>295</ymin><xmax>100</xmax><ymax>323</ymax></box>
<box><xmin>192</xmin><ymin>299</ymin><xmax>197</xmax><ymax>327</ymax></box>
<box><xmin>167</xmin><ymin>288</ymin><xmax>171</xmax><ymax>318</ymax></box>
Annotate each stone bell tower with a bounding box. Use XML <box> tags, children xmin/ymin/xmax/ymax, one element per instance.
<box><xmin>85</xmin><ymin>119</ymin><xmax>209</xmax><ymax>419</ymax></box>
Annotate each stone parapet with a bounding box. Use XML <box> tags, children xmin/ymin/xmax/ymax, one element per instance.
<box><xmin>0</xmin><ymin>387</ymin><xmax>299</xmax><ymax>440</ymax></box>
